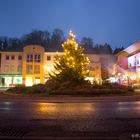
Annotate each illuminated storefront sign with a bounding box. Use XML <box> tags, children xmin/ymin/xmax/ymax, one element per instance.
<box><xmin>0</xmin><ymin>74</ymin><xmax>22</xmax><ymax>87</ymax></box>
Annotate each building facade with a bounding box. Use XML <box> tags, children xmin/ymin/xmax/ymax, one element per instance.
<box><xmin>116</xmin><ymin>40</ymin><xmax>140</xmax><ymax>85</ymax></box>
<box><xmin>0</xmin><ymin>45</ymin><xmax>115</xmax><ymax>87</ymax></box>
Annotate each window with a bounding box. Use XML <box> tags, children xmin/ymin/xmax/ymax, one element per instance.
<box><xmin>137</xmin><ymin>60</ymin><xmax>139</xmax><ymax>65</ymax></box>
<box><xmin>26</xmin><ymin>65</ymin><xmax>32</xmax><ymax>74</ymax></box>
<box><xmin>27</xmin><ymin>54</ymin><xmax>33</xmax><ymax>62</ymax></box>
<box><xmin>54</xmin><ymin>55</ymin><xmax>58</xmax><ymax>60</ymax></box>
<box><xmin>4</xmin><ymin>65</ymin><xmax>9</xmax><ymax>72</ymax></box>
<box><xmin>11</xmin><ymin>55</ymin><xmax>15</xmax><ymax>60</ymax></box>
<box><xmin>18</xmin><ymin>55</ymin><xmax>22</xmax><ymax>60</ymax></box>
<box><xmin>10</xmin><ymin>65</ymin><xmax>15</xmax><ymax>72</ymax></box>
<box><xmin>47</xmin><ymin>56</ymin><xmax>51</xmax><ymax>61</ymax></box>
<box><xmin>5</xmin><ymin>55</ymin><xmax>9</xmax><ymax>60</ymax></box>
<box><xmin>17</xmin><ymin>65</ymin><xmax>22</xmax><ymax>73</ymax></box>
<box><xmin>96</xmin><ymin>66</ymin><xmax>99</xmax><ymax>69</ymax></box>
<box><xmin>34</xmin><ymin>65</ymin><xmax>40</xmax><ymax>74</ymax></box>
<box><xmin>34</xmin><ymin>54</ymin><xmax>40</xmax><ymax>62</ymax></box>
<box><xmin>88</xmin><ymin>66</ymin><xmax>95</xmax><ymax>70</ymax></box>
<box><xmin>92</xmin><ymin>67</ymin><xmax>95</xmax><ymax>71</ymax></box>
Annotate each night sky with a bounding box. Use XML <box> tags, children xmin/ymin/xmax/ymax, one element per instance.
<box><xmin>0</xmin><ymin>0</ymin><xmax>140</xmax><ymax>49</ymax></box>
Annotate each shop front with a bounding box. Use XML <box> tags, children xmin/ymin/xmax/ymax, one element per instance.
<box><xmin>0</xmin><ymin>74</ymin><xmax>22</xmax><ymax>87</ymax></box>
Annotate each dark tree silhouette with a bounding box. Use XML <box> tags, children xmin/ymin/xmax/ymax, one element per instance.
<box><xmin>0</xmin><ymin>37</ymin><xmax>8</xmax><ymax>51</ymax></box>
<box><xmin>7</xmin><ymin>38</ymin><xmax>22</xmax><ymax>51</ymax></box>
<box><xmin>50</xmin><ymin>29</ymin><xmax>65</xmax><ymax>52</ymax></box>
<box><xmin>21</xmin><ymin>30</ymin><xmax>51</xmax><ymax>49</ymax></box>
<box><xmin>113</xmin><ymin>46</ymin><xmax>124</xmax><ymax>54</ymax></box>
<box><xmin>0</xmin><ymin>29</ymin><xmax>114</xmax><ymax>54</ymax></box>
<box><xmin>80</xmin><ymin>37</ymin><xmax>94</xmax><ymax>53</ymax></box>
<box><xmin>97</xmin><ymin>43</ymin><xmax>113</xmax><ymax>54</ymax></box>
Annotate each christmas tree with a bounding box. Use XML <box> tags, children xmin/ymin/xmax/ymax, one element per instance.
<box><xmin>50</xmin><ymin>31</ymin><xmax>90</xmax><ymax>83</ymax></box>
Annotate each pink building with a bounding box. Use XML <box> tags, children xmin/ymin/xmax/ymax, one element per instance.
<box><xmin>116</xmin><ymin>40</ymin><xmax>140</xmax><ymax>84</ymax></box>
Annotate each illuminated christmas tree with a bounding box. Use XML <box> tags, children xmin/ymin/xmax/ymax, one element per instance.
<box><xmin>50</xmin><ymin>31</ymin><xmax>90</xmax><ymax>83</ymax></box>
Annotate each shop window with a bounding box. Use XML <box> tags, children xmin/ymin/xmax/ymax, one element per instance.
<box><xmin>13</xmin><ymin>77</ymin><xmax>22</xmax><ymax>84</ymax></box>
<box><xmin>1</xmin><ymin>78</ymin><xmax>5</xmax><ymax>86</ymax></box>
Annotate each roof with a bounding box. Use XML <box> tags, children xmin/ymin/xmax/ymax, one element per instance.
<box><xmin>116</xmin><ymin>40</ymin><xmax>140</xmax><ymax>57</ymax></box>
<box><xmin>123</xmin><ymin>40</ymin><xmax>140</xmax><ymax>55</ymax></box>
<box><xmin>124</xmin><ymin>40</ymin><xmax>140</xmax><ymax>53</ymax></box>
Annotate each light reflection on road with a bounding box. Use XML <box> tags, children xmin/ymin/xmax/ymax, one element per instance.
<box><xmin>1</xmin><ymin>101</ymin><xmax>140</xmax><ymax>120</ymax></box>
<box><xmin>117</xmin><ymin>101</ymin><xmax>140</xmax><ymax>111</ymax></box>
<box><xmin>36</xmin><ymin>103</ymin><xmax>95</xmax><ymax>119</ymax></box>
<box><xmin>0</xmin><ymin>101</ymin><xmax>13</xmax><ymax>111</ymax></box>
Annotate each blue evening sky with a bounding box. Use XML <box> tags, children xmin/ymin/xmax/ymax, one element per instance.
<box><xmin>0</xmin><ymin>0</ymin><xmax>140</xmax><ymax>49</ymax></box>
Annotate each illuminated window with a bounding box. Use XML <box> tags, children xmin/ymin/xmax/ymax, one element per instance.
<box><xmin>18</xmin><ymin>55</ymin><xmax>22</xmax><ymax>60</ymax></box>
<box><xmin>5</xmin><ymin>55</ymin><xmax>9</xmax><ymax>60</ymax></box>
<box><xmin>4</xmin><ymin>65</ymin><xmax>9</xmax><ymax>72</ymax></box>
<box><xmin>34</xmin><ymin>54</ymin><xmax>40</xmax><ymax>62</ymax></box>
<box><xmin>25</xmin><ymin>77</ymin><xmax>33</xmax><ymax>86</ymax></box>
<box><xmin>27</xmin><ymin>54</ymin><xmax>33</xmax><ymax>62</ymax></box>
<box><xmin>26</xmin><ymin>65</ymin><xmax>32</xmax><ymax>74</ymax></box>
<box><xmin>47</xmin><ymin>56</ymin><xmax>51</xmax><ymax>61</ymax></box>
<box><xmin>17</xmin><ymin>65</ymin><xmax>22</xmax><ymax>73</ymax></box>
<box><xmin>11</xmin><ymin>55</ymin><xmax>15</xmax><ymax>60</ymax></box>
<box><xmin>34</xmin><ymin>65</ymin><xmax>40</xmax><ymax>74</ymax></box>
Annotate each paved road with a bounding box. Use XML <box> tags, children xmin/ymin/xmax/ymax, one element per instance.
<box><xmin>0</xmin><ymin>94</ymin><xmax>140</xmax><ymax>139</ymax></box>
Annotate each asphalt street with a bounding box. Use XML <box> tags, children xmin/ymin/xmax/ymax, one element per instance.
<box><xmin>0</xmin><ymin>94</ymin><xmax>140</xmax><ymax>139</ymax></box>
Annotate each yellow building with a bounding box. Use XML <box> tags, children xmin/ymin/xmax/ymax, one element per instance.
<box><xmin>22</xmin><ymin>45</ymin><xmax>45</xmax><ymax>86</ymax></box>
<box><xmin>0</xmin><ymin>45</ymin><xmax>115</xmax><ymax>87</ymax></box>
